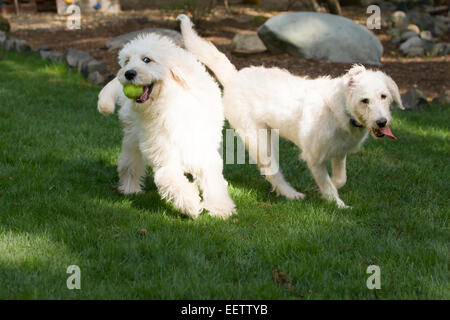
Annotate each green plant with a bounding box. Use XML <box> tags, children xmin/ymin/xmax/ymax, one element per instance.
<box><xmin>167</xmin><ymin>0</ymin><xmax>217</xmax><ymax>25</ymax></box>
<box><xmin>0</xmin><ymin>15</ymin><xmax>10</xmax><ymax>32</ymax></box>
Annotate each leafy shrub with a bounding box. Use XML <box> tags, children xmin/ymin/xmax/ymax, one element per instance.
<box><xmin>0</xmin><ymin>15</ymin><xmax>10</xmax><ymax>32</ymax></box>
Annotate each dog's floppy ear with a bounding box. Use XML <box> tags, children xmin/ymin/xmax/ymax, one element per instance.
<box><xmin>170</xmin><ymin>67</ymin><xmax>189</xmax><ymax>90</ymax></box>
<box><xmin>346</xmin><ymin>64</ymin><xmax>366</xmax><ymax>87</ymax></box>
<box><xmin>383</xmin><ymin>74</ymin><xmax>404</xmax><ymax>110</ymax></box>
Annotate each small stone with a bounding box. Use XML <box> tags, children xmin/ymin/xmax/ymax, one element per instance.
<box><xmin>419</xmin><ymin>30</ymin><xmax>433</xmax><ymax>41</ymax></box>
<box><xmin>406</xmin><ymin>46</ymin><xmax>425</xmax><ymax>57</ymax></box>
<box><xmin>431</xmin><ymin>90</ymin><xmax>450</xmax><ymax>106</ymax></box>
<box><xmin>0</xmin><ymin>31</ymin><xmax>6</xmax><ymax>43</ymax></box>
<box><xmin>14</xmin><ymin>40</ymin><xmax>31</xmax><ymax>53</ymax></box>
<box><xmin>431</xmin><ymin>42</ymin><xmax>450</xmax><ymax>56</ymax></box>
<box><xmin>40</xmin><ymin>51</ymin><xmax>65</xmax><ymax>63</ymax></box>
<box><xmin>3</xmin><ymin>39</ymin><xmax>15</xmax><ymax>51</ymax></box>
<box><xmin>86</xmin><ymin>60</ymin><xmax>107</xmax><ymax>75</ymax></box>
<box><xmin>138</xmin><ymin>228</ymin><xmax>147</xmax><ymax>236</ymax></box>
<box><xmin>77</xmin><ymin>57</ymin><xmax>94</xmax><ymax>77</ymax></box>
<box><xmin>406</xmin><ymin>24</ymin><xmax>420</xmax><ymax>34</ymax></box>
<box><xmin>401</xmin><ymin>87</ymin><xmax>428</xmax><ymax>110</ymax></box>
<box><xmin>391</xmin><ymin>11</ymin><xmax>408</xmax><ymax>29</ymax></box>
<box><xmin>434</xmin><ymin>21</ymin><xmax>448</xmax><ymax>34</ymax></box>
<box><xmin>399</xmin><ymin>36</ymin><xmax>424</xmax><ymax>54</ymax></box>
<box><xmin>87</xmin><ymin>71</ymin><xmax>105</xmax><ymax>85</ymax></box>
<box><xmin>231</xmin><ymin>32</ymin><xmax>267</xmax><ymax>54</ymax></box>
<box><xmin>400</xmin><ymin>31</ymin><xmax>418</xmax><ymax>41</ymax></box>
<box><xmin>64</xmin><ymin>48</ymin><xmax>92</xmax><ymax>68</ymax></box>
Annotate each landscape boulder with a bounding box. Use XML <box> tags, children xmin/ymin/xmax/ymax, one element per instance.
<box><xmin>401</xmin><ymin>87</ymin><xmax>428</xmax><ymax>110</ymax></box>
<box><xmin>14</xmin><ymin>40</ymin><xmax>31</xmax><ymax>53</ymax></box>
<box><xmin>40</xmin><ymin>51</ymin><xmax>65</xmax><ymax>63</ymax></box>
<box><xmin>231</xmin><ymin>32</ymin><xmax>267</xmax><ymax>54</ymax></box>
<box><xmin>64</xmin><ymin>48</ymin><xmax>92</xmax><ymax>68</ymax></box>
<box><xmin>257</xmin><ymin>12</ymin><xmax>383</xmax><ymax>65</ymax></box>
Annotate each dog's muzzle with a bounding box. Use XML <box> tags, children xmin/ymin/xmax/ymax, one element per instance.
<box><xmin>372</xmin><ymin>126</ymin><xmax>397</xmax><ymax>140</ymax></box>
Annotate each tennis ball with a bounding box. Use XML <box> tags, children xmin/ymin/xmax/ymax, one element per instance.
<box><xmin>123</xmin><ymin>84</ymin><xmax>144</xmax><ymax>99</ymax></box>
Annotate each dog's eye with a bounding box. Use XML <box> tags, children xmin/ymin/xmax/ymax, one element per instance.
<box><xmin>143</xmin><ymin>57</ymin><xmax>151</xmax><ymax>64</ymax></box>
<box><xmin>381</xmin><ymin>94</ymin><xmax>387</xmax><ymax>99</ymax></box>
<box><xmin>124</xmin><ymin>59</ymin><xmax>129</xmax><ymax>65</ymax></box>
<box><xmin>361</xmin><ymin>98</ymin><xmax>369</xmax><ymax>104</ymax></box>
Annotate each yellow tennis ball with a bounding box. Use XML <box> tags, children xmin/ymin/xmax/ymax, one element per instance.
<box><xmin>123</xmin><ymin>84</ymin><xmax>144</xmax><ymax>99</ymax></box>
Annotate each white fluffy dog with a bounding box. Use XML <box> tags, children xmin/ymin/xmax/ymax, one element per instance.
<box><xmin>97</xmin><ymin>34</ymin><xmax>235</xmax><ymax>219</ymax></box>
<box><xmin>178</xmin><ymin>14</ymin><xmax>404</xmax><ymax>208</ymax></box>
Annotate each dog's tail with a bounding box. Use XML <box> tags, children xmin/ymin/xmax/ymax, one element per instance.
<box><xmin>177</xmin><ymin>14</ymin><xmax>237</xmax><ymax>85</ymax></box>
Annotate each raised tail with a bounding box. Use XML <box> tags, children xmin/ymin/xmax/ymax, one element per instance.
<box><xmin>177</xmin><ymin>14</ymin><xmax>237</xmax><ymax>85</ymax></box>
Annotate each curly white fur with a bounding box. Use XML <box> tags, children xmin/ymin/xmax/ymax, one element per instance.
<box><xmin>97</xmin><ymin>33</ymin><xmax>235</xmax><ymax>219</ymax></box>
<box><xmin>178</xmin><ymin>14</ymin><xmax>404</xmax><ymax>208</ymax></box>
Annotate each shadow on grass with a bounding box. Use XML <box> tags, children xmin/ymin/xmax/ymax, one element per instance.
<box><xmin>0</xmin><ymin>50</ymin><xmax>448</xmax><ymax>299</ymax></box>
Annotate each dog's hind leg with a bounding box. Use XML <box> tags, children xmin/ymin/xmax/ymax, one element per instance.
<box><xmin>331</xmin><ymin>155</ymin><xmax>347</xmax><ymax>189</ymax></box>
<box><xmin>153</xmin><ymin>165</ymin><xmax>202</xmax><ymax>219</ymax></box>
<box><xmin>117</xmin><ymin>127</ymin><xmax>146</xmax><ymax>195</ymax></box>
<box><xmin>239</xmin><ymin>127</ymin><xmax>305</xmax><ymax>200</ymax></box>
<box><xmin>308</xmin><ymin>161</ymin><xmax>349</xmax><ymax>209</ymax></box>
<box><xmin>197</xmin><ymin>154</ymin><xmax>236</xmax><ymax>219</ymax></box>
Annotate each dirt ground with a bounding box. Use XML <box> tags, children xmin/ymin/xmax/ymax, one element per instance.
<box><xmin>7</xmin><ymin>5</ymin><xmax>450</xmax><ymax>98</ymax></box>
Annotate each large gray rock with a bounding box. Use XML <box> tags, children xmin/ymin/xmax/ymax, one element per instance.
<box><xmin>3</xmin><ymin>39</ymin><xmax>15</xmax><ymax>51</ymax></box>
<box><xmin>105</xmin><ymin>28</ymin><xmax>183</xmax><ymax>51</ymax></box>
<box><xmin>40</xmin><ymin>51</ymin><xmax>65</xmax><ymax>63</ymax></box>
<box><xmin>14</xmin><ymin>40</ymin><xmax>31</xmax><ymax>53</ymax></box>
<box><xmin>431</xmin><ymin>42</ymin><xmax>450</xmax><ymax>56</ymax></box>
<box><xmin>399</xmin><ymin>36</ymin><xmax>424</xmax><ymax>54</ymax></box>
<box><xmin>257</xmin><ymin>12</ymin><xmax>383</xmax><ymax>65</ymax></box>
<box><xmin>401</xmin><ymin>87</ymin><xmax>428</xmax><ymax>110</ymax></box>
<box><xmin>231</xmin><ymin>32</ymin><xmax>267</xmax><ymax>54</ymax></box>
<box><xmin>0</xmin><ymin>31</ymin><xmax>6</xmax><ymax>43</ymax></box>
<box><xmin>400</xmin><ymin>30</ymin><xmax>419</xmax><ymax>41</ymax></box>
<box><xmin>80</xmin><ymin>59</ymin><xmax>107</xmax><ymax>77</ymax></box>
<box><xmin>64</xmin><ymin>48</ymin><xmax>92</xmax><ymax>68</ymax></box>
<box><xmin>87</xmin><ymin>71</ymin><xmax>105</xmax><ymax>85</ymax></box>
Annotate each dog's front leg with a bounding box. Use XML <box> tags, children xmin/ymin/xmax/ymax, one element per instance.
<box><xmin>98</xmin><ymin>76</ymin><xmax>121</xmax><ymax>115</ymax></box>
<box><xmin>153</xmin><ymin>165</ymin><xmax>202</xmax><ymax>219</ymax></box>
<box><xmin>331</xmin><ymin>155</ymin><xmax>347</xmax><ymax>189</ymax></box>
<box><xmin>308</xmin><ymin>161</ymin><xmax>349</xmax><ymax>209</ymax></box>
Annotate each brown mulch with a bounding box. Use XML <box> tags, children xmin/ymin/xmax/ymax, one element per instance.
<box><xmin>9</xmin><ymin>7</ymin><xmax>450</xmax><ymax>99</ymax></box>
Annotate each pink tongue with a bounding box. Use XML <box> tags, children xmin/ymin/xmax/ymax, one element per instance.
<box><xmin>139</xmin><ymin>86</ymin><xmax>149</xmax><ymax>101</ymax></box>
<box><xmin>379</xmin><ymin>127</ymin><xmax>397</xmax><ymax>140</ymax></box>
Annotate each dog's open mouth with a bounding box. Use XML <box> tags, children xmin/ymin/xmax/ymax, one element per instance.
<box><xmin>373</xmin><ymin>127</ymin><xmax>397</xmax><ymax>140</ymax></box>
<box><xmin>136</xmin><ymin>83</ymin><xmax>154</xmax><ymax>104</ymax></box>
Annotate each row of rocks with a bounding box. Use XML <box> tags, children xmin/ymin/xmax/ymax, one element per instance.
<box><xmin>0</xmin><ymin>31</ymin><xmax>110</xmax><ymax>85</ymax></box>
<box><xmin>401</xmin><ymin>87</ymin><xmax>450</xmax><ymax>110</ymax></box>
<box><xmin>386</xmin><ymin>8</ymin><xmax>449</xmax><ymax>57</ymax></box>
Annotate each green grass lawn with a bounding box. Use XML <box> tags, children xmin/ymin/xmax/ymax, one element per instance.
<box><xmin>0</xmin><ymin>50</ymin><xmax>448</xmax><ymax>299</ymax></box>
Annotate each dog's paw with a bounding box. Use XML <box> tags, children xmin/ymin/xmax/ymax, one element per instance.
<box><xmin>118</xmin><ymin>184</ymin><xmax>143</xmax><ymax>195</ymax></box>
<box><xmin>275</xmin><ymin>185</ymin><xmax>305</xmax><ymax>200</ymax></box>
<box><xmin>97</xmin><ymin>100</ymin><xmax>115</xmax><ymax>115</ymax></box>
<box><xmin>336</xmin><ymin>199</ymin><xmax>351</xmax><ymax>209</ymax></box>
<box><xmin>205</xmin><ymin>203</ymin><xmax>236</xmax><ymax>220</ymax></box>
<box><xmin>180</xmin><ymin>198</ymin><xmax>202</xmax><ymax>219</ymax></box>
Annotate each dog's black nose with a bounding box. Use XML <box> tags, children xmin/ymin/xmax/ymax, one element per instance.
<box><xmin>125</xmin><ymin>70</ymin><xmax>137</xmax><ymax>80</ymax></box>
<box><xmin>376</xmin><ymin>118</ymin><xmax>387</xmax><ymax>128</ymax></box>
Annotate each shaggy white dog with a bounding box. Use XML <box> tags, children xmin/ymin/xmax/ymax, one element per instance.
<box><xmin>178</xmin><ymin>14</ymin><xmax>404</xmax><ymax>208</ymax></box>
<box><xmin>97</xmin><ymin>33</ymin><xmax>235</xmax><ymax>219</ymax></box>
